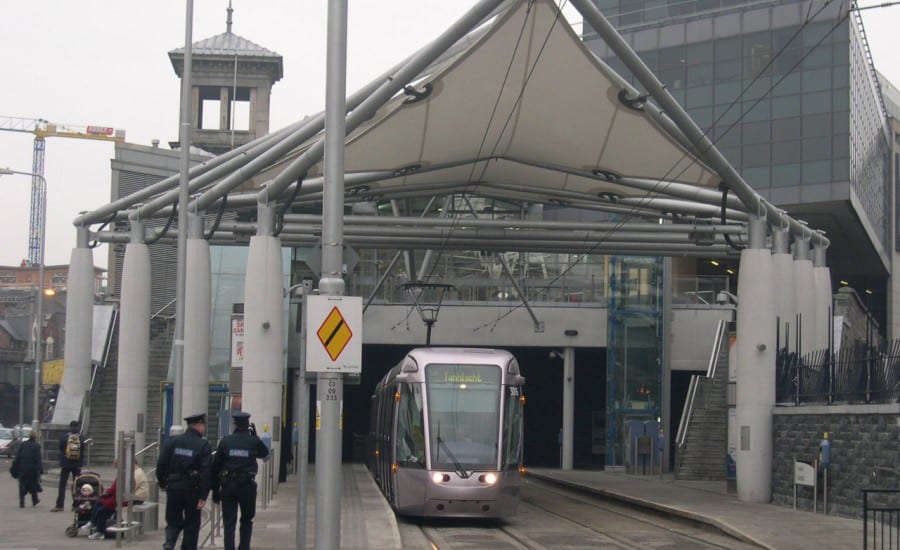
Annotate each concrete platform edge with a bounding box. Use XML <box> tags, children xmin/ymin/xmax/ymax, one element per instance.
<box><xmin>525</xmin><ymin>471</ymin><xmax>775</xmax><ymax>550</ymax></box>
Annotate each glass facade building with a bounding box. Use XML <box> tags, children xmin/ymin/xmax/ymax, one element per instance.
<box><xmin>585</xmin><ymin>0</ymin><xmax>892</xmax><ymax>326</ymax></box>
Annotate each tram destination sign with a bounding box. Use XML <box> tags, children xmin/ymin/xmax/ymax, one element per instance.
<box><xmin>306</xmin><ymin>295</ymin><xmax>362</xmax><ymax>373</ymax></box>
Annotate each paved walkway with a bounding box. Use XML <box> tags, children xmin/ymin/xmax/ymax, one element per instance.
<box><xmin>0</xmin><ymin>456</ymin><xmax>870</xmax><ymax>549</ymax></box>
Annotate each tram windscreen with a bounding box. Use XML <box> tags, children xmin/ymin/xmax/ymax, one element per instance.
<box><xmin>425</xmin><ymin>364</ymin><xmax>501</xmax><ymax>470</ymax></box>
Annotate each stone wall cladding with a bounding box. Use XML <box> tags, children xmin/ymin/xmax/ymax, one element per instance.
<box><xmin>773</xmin><ymin>407</ymin><xmax>900</xmax><ymax>518</ymax></box>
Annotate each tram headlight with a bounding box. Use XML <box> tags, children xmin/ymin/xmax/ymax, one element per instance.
<box><xmin>479</xmin><ymin>473</ymin><xmax>498</xmax><ymax>485</ymax></box>
<box><xmin>432</xmin><ymin>472</ymin><xmax>450</xmax><ymax>484</ymax></box>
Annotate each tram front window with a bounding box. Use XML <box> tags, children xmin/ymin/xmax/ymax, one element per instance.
<box><xmin>425</xmin><ymin>364</ymin><xmax>501</xmax><ymax>470</ymax></box>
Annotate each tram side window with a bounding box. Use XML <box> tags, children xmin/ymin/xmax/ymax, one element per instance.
<box><xmin>397</xmin><ymin>383</ymin><xmax>426</xmax><ymax>467</ymax></box>
<box><xmin>502</xmin><ymin>385</ymin><xmax>524</xmax><ymax>469</ymax></box>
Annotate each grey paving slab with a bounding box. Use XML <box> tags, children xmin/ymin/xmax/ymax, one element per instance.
<box><xmin>0</xmin><ymin>459</ymin><xmax>400</xmax><ymax>550</ymax></box>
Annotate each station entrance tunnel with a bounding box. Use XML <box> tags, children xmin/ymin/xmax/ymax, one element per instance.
<box><xmin>289</xmin><ymin>345</ymin><xmax>609</xmax><ymax>469</ymax></box>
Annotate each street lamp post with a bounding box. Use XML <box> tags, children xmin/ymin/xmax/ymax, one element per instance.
<box><xmin>1</xmin><ymin>167</ymin><xmax>47</xmax><ymax>429</ymax></box>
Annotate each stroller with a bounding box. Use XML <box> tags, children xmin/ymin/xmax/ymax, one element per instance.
<box><xmin>65</xmin><ymin>471</ymin><xmax>104</xmax><ymax>537</ymax></box>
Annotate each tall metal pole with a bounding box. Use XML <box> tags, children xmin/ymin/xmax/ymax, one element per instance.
<box><xmin>34</xmin><ymin>200</ymin><xmax>45</xmax><ymax>428</ymax></box>
<box><xmin>1</xmin><ymin>168</ymin><xmax>48</xmax><ymax>428</ymax></box>
<box><xmin>315</xmin><ymin>1</ymin><xmax>347</xmax><ymax>548</ymax></box>
<box><xmin>173</xmin><ymin>0</ymin><xmax>194</xmax><ymax>425</ymax></box>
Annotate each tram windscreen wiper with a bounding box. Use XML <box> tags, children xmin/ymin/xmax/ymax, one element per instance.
<box><xmin>436</xmin><ymin>433</ymin><xmax>470</xmax><ymax>479</ymax></box>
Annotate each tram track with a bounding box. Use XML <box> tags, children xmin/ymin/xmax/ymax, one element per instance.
<box><xmin>518</xmin><ymin>478</ymin><xmax>759</xmax><ymax>549</ymax></box>
<box><xmin>400</xmin><ymin>479</ymin><xmax>759</xmax><ymax>549</ymax></box>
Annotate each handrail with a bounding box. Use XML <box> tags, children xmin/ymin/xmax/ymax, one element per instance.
<box><xmin>706</xmin><ymin>319</ymin><xmax>727</xmax><ymax>378</ymax></box>
<box><xmin>151</xmin><ymin>298</ymin><xmax>177</xmax><ymax>320</ymax></box>
<box><xmin>136</xmin><ymin>441</ymin><xmax>159</xmax><ymax>476</ymax></box>
<box><xmin>676</xmin><ymin>319</ymin><xmax>728</xmax><ymax>448</ymax></box>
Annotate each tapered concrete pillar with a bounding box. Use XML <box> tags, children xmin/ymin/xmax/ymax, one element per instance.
<box><xmin>813</xmin><ymin>244</ymin><xmax>832</xmax><ymax>351</ymax></box>
<box><xmin>794</xmin><ymin>237</ymin><xmax>816</xmax><ymax>355</ymax></box>
<box><xmin>736</xmin><ymin>215</ymin><xmax>776</xmax><ymax>503</ymax></box>
<box><xmin>243</xmin><ymin>204</ymin><xmax>284</xmax><ymax>483</ymax></box>
<box><xmin>771</xmin><ymin>228</ymin><xmax>796</xmax><ymax>348</ymax></box>
<box><xmin>561</xmin><ymin>347</ymin><xmax>575</xmax><ymax>471</ymax></box>
<box><xmin>54</xmin><ymin>227</ymin><xmax>94</xmax><ymax>424</ymax></box>
<box><xmin>115</xmin><ymin>219</ymin><xmax>150</xmax><ymax>452</ymax></box>
<box><xmin>182</xmin><ymin>213</ymin><xmax>211</xmax><ymax>421</ymax></box>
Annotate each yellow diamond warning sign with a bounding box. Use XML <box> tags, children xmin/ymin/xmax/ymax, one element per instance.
<box><xmin>306</xmin><ymin>295</ymin><xmax>362</xmax><ymax>373</ymax></box>
<box><xmin>317</xmin><ymin>307</ymin><xmax>353</xmax><ymax>361</ymax></box>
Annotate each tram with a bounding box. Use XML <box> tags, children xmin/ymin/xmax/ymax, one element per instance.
<box><xmin>367</xmin><ymin>347</ymin><xmax>526</xmax><ymax>518</ymax></box>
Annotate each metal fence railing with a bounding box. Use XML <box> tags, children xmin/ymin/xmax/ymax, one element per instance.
<box><xmin>863</xmin><ymin>489</ymin><xmax>900</xmax><ymax>549</ymax></box>
<box><xmin>776</xmin><ymin>340</ymin><xmax>900</xmax><ymax>405</ymax></box>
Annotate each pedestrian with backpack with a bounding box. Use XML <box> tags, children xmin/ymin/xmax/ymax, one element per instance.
<box><xmin>52</xmin><ymin>420</ymin><xmax>85</xmax><ymax>512</ymax></box>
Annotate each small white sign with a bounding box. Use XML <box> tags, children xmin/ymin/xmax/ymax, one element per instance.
<box><xmin>306</xmin><ymin>295</ymin><xmax>362</xmax><ymax>373</ymax></box>
<box><xmin>794</xmin><ymin>460</ymin><xmax>816</xmax><ymax>487</ymax></box>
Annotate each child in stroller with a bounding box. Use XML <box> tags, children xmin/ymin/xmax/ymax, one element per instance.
<box><xmin>65</xmin><ymin>471</ymin><xmax>103</xmax><ymax>537</ymax></box>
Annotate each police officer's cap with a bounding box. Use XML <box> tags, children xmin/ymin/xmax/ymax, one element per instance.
<box><xmin>184</xmin><ymin>412</ymin><xmax>206</xmax><ymax>424</ymax></box>
<box><xmin>232</xmin><ymin>411</ymin><xmax>251</xmax><ymax>426</ymax></box>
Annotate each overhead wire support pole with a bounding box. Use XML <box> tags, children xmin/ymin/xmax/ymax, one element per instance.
<box><xmin>316</xmin><ymin>1</ymin><xmax>347</xmax><ymax>548</ymax></box>
<box><xmin>173</xmin><ymin>0</ymin><xmax>194</xmax><ymax>426</ymax></box>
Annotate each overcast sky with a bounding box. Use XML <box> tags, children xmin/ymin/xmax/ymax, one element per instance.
<box><xmin>0</xmin><ymin>1</ymin><xmax>897</xmax><ymax>270</ymax></box>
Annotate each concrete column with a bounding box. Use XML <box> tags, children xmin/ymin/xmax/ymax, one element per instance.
<box><xmin>793</xmin><ymin>237</ymin><xmax>816</xmax><ymax>355</ymax></box>
<box><xmin>771</xmin><ymin>228</ymin><xmax>796</xmax><ymax>348</ymax></box>
<box><xmin>243</xmin><ymin>203</ymin><xmax>284</xmax><ymax>485</ymax></box>
<box><xmin>735</xmin><ymin>215</ymin><xmax>776</xmax><ymax>503</ymax></box>
<box><xmin>115</xmin><ymin>219</ymin><xmax>150</xmax><ymax>452</ymax></box>
<box><xmin>562</xmin><ymin>347</ymin><xmax>575</xmax><ymax>471</ymax></box>
<box><xmin>812</xmin><ymin>245</ymin><xmax>832</xmax><ymax>351</ymax></box>
<box><xmin>182</xmin><ymin>213</ymin><xmax>211</xmax><ymax>420</ymax></box>
<box><xmin>54</xmin><ymin>226</ymin><xmax>94</xmax><ymax>424</ymax></box>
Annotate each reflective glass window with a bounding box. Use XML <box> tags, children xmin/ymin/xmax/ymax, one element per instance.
<box><xmin>832</xmin><ymin>86</ymin><xmax>849</xmax><ymax>112</ymax></box>
<box><xmin>772</xmin><ymin>164</ymin><xmax>801</xmax><ymax>186</ymax></box>
<box><xmin>743</xmin><ymin>32</ymin><xmax>772</xmax><ymax>78</ymax></box>
<box><xmin>743</xmin><ymin>143</ymin><xmax>771</xmax><ymax>167</ymax></box>
<box><xmin>832</xmin><ymin>133</ymin><xmax>850</xmax><ymax>159</ymax></box>
<box><xmin>773</xmin><ymin>140</ymin><xmax>802</xmax><ymax>164</ymax></box>
<box><xmin>833</xmin><ymin>111</ymin><xmax>850</xmax><ymax>134</ymax></box>
<box><xmin>773</xmin><ymin>48</ymin><xmax>802</xmax><ymax>76</ymax></box>
<box><xmin>670</xmin><ymin>0</ymin><xmax>696</xmax><ymax>16</ymax></box>
<box><xmin>803</xmin><ymin>137</ymin><xmax>831</xmax><ymax>162</ymax></box>
<box><xmin>772</xmin><ymin>73</ymin><xmax>801</xmax><ymax>96</ymax></box>
<box><xmin>803</xmin><ymin>46</ymin><xmax>832</xmax><ymax>69</ymax></box>
<box><xmin>686</xmin><ymin>41</ymin><xmax>714</xmax><ymax>64</ymax></box>
<box><xmin>802</xmin><ymin>113</ymin><xmax>830</xmax><ymax>139</ymax></box>
<box><xmin>773</xmin><ymin>117</ymin><xmax>801</xmax><ymax>141</ymax></box>
<box><xmin>715</xmin><ymin>58</ymin><xmax>742</xmax><ymax>81</ymax></box>
<box><xmin>742</xmin><ymin>99</ymin><xmax>770</xmax><ymax>122</ymax></box>
<box><xmin>396</xmin><ymin>384</ymin><xmax>426</xmax><ymax>467</ymax></box>
<box><xmin>687</xmin><ymin>63</ymin><xmax>714</xmax><ymax>85</ymax></box>
<box><xmin>802</xmin><ymin>160</ymin><xmax>831</xmax><ymax>183</ymax></box>
<box><xmin>831</xmin><ymin>65</ymin><xmax>850</xmax><ymax>88</ymax></box>
<box><xmin>742</xmin><ymin>120</ymin><xmax>770</xmax><ymax>144</ymax></box>
<box><xmin>714</xmin><ymin>81</ymin><xmax>741</xmax><ymax>105</ymax></box>
<box><xmin>832</xmin><ymin>159</ymin><xmax>850</xmax><ymax>180</ymax></box>
<box><xmin>715</xmin><ymin>36</ymin><xmax>741</xmax><ymax>60</ymax></box>
<box><xmin>801</xmin><ymin>91</ymin><xmax>831</xmax><ymax>115</ymax></box>
<box><xmin>772</xmin><ymin>95</ymin><xmax>801</xmax><ymax>118</ymax></box>
<box><xmin>426</xmin><ymin>364</ymin><xmax>501</xmax><ymax>470</ymax></box>
<box><xmin>802</xmin><ymin>68</ymin><xmax>831</xmax><ymax>93</ymax></box>
<box><xmin>686</xmin><ymin>85</ymin><xmax>714</xmax><ymax>108</ymax></box>
<box><xmin>803</xmin><ymin>20</ymin><xmax>834</xmax><ymax>48</ymax></box>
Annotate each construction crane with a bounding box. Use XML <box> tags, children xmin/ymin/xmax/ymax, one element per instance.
<box><xmin>0</xmin><ymin>116</ymin><xmax>125</xmax><ymax>265</ymax></box>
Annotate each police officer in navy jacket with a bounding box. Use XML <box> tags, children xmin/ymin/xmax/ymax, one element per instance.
<box><xmin>212</xmin><ymin>412</ymin><xmax>270</xmax><ymax>550</ymax></box>
<box><xmin>156</xmin><ymin>413</ymin><xmax>212</xmax><ymax>550</ymax></box>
